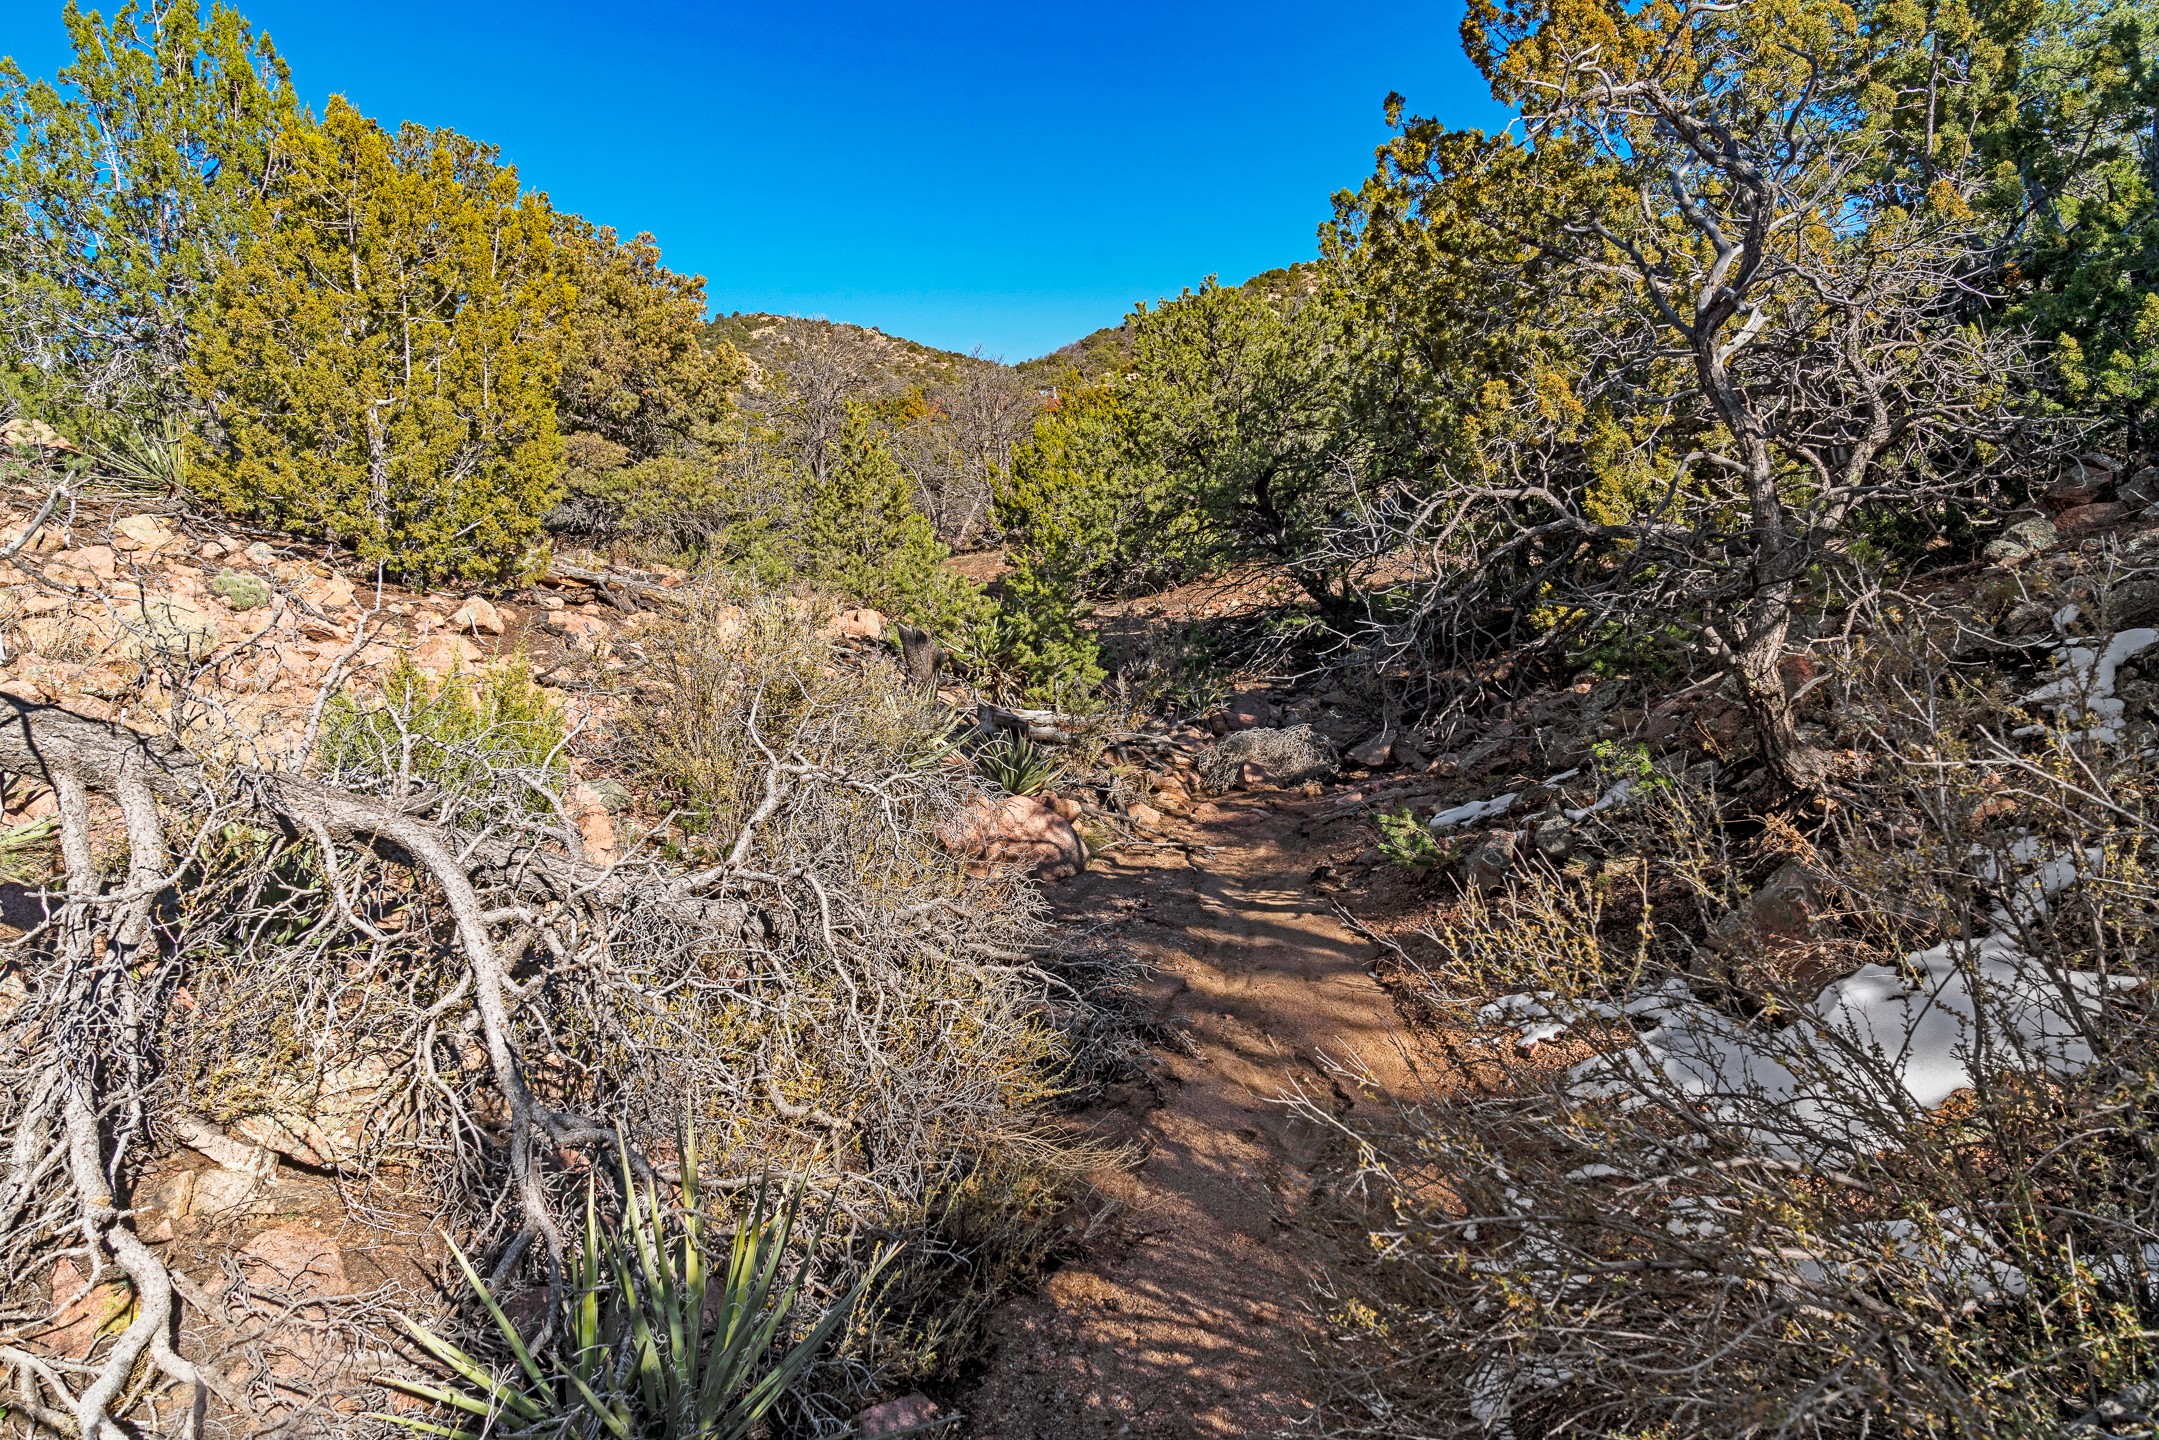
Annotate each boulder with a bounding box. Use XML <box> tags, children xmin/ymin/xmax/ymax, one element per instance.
<box><xmin>450</xmin><ymin>596</ymin><xmax>505</xmax><ymax>635</ymax></box>
<box><xmin>941</xmin><ymin>794</ymin><xmax>1086</xmax><ymax>880</ymax></box>
<box><xmin>411</xmin><ymin>634</ymin><xmax>483</xmax><ymax>673</ymax></box>
<box><xmin>1195</xmin><ymin>725</ymin><xmax>1338</xmax><ymax>793</ymax></box>
<box><xmin>1984</xmin><ymin>515</ymin><xmax>2058</xmax><ymax>564</ymax></box>
<box><xmin>1346</xmin><ymin>729</ymin><xmax>1396</xmax><ymax>769</ymax></box>
<box><xmin>210</xmin><ymin>568</ymin><xmax>272</xmax><ymax>611</ymax></box>
<box><xmin>111</xmin><ymin>513</ymin><xmax>178</xmax><ymax>553</ymax></box>
<box><xmin>832</xmin><ymin>605</ymin><xmax>885</xmax><ymax>641</ymax></box>
<box><xmin>121</xmin><ymin>594</ymin><xmax>220</xmax><ymax>662</ymax></box>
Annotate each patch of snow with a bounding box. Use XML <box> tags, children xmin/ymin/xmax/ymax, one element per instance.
<box><xmin>1564</xmin><ymin>778</ymin><xmax>1639</xmax><ymax>822</ymax></box>
<box><xmin>1431</xmin><ymin>792</ymin><xmax>1518</xmax><ymax>831</ymax></box>
<box><xmin>2022</xmin><ymin>628</ymin><xmax>2159</xmax><ymax>743</ymax></box>
<box><xmin>1570</xmin><ymin>933</ymin><xmax>2136</xmax><ymax>1157</ymax></box>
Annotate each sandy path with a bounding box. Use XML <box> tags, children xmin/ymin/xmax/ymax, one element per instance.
<box><xmin>960</xmin><ymin>792</ymin><xmax>1414</xmax><ymax>1439</ymax></box>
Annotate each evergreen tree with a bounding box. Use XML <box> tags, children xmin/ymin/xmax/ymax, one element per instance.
<box><xmin>0</xmin><ymin>0</ymin><xmax>293</xmax><ymax>424</ymax></box>
<box><xmin>187</xmin><ymin>98</ymin><xmax>571</xmax><ymax>585</ymax></box>
<box><xmin>797</xmin><ymin>407</ymin><xmax>989</xmax><ymax>639</ymax></box>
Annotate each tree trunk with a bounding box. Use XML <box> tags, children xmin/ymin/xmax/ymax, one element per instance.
<box><xmin>1732</xmin><ymin>627</ymin><xmax>1831</xmax><ymax>795</ymax></box>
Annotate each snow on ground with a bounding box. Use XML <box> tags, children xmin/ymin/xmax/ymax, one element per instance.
<box><xmin>1429</xmin><ymin>792</ymin><xmax>1519</xmax><ymax>831</ymax></box>
<box><xmin>1562</xmin><ymin>933</ymin><xmax>2134</xmax><ymax>1156</ymax></box>
<box><xmin>2021</xmin><ymin>627</ymin><xmax>2159</xmax><ymax>742</ymax></box>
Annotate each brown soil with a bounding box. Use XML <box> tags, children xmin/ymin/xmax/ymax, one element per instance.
<box><xmin>959</xmin><ymin>786</ymin><xmax>1426</xmax><ymax>1439</ymax></box>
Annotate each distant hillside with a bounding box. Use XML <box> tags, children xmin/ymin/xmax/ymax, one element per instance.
<box><xmin>713</xmin><ymin>262</ymin><xmax>1323</xmax><ymax>396</ymax></box>
<box><xmin>1012</xmin><ymin>262</ymin><xmax>1323</xmax><ymax>388</ymax></box>
<box><xmin>705</xmin><ymin>312</ymin><xmax>1000</xmax><ymax>396</ymax></box>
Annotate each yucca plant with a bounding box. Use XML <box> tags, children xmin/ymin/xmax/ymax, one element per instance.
<box><xmin>975</xmin><ymin>733</ymin><xmax>1056</xmax><ymax>798</ymax></box>
<box><xmin>383</xmin><ymin>1127</ymin><xmax>890</xmax><ymax>1438</ymax></box>
<box><xmin>88</xmin><ymin>415</ymin><xmax>188</xmax><ymax>497</ymax></box>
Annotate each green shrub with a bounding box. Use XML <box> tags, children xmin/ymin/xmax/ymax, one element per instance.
<box><xmin>318</xmin><ymin>655</ymin><xmax>566</xmax><ymax>809</ymax></box>
<box><xmin>796</xmin><ymin>407</ymin><xmax>992</xmax><ymax>644</ymax></box>
<box><xmin>1374</xmin><ymin>807</ymin><xmax>1444</xmax><ymax>873</ymax></box>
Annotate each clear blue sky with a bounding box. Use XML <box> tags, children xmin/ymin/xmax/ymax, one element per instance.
<box><xmin>1</xmin><ymin>1</ymin><xmax>1506</xmax><ymax>360</ymax></box>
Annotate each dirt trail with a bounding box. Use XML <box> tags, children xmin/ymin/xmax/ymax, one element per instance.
<box><xmin>961</xmin><ymin>791</ymin><xmax>1416</xmax><ymax>1439</ymax></box>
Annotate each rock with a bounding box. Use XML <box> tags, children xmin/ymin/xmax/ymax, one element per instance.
<box><xmin>2123</xmin><ymin>466</ymin><xmax>2159</xmax><ymax>512</ymax></box>
<box><xmin>210</xmin><ymin>568</ymin><xmax>272</xmax><ymax>611</ymax></box>
<box><xmin>1127</xmin><ymin>801</ymin><xmax>1165</xmax><ymax>829</ymax></box>
<box><xmin>1715</xmin><ymin>859</ymin><xmax>1831</xmax><ymax>948</ymax></box>
<box><xmin>546</xmin><ymin>610</ymin><xmax>610</xmax><ymax>649</ymax></box>
<box><xmin>121</xmin><ymin>593</ymin><xmax>220</xmax><ymax>662</ymax></box>
<box><xmin>111</xmin><ymin>513</ymin><xmax>178</xmax><ymax>552</ymax></box>
<box><xmin>240</xmin><ymin>1223</ymin><xmax>351</xmax><ymax>1297</ymax></box>
<box><xmin>19</xmin><ymin>614</ymin><xmax>107</xmax><ymax>660</ymax></box>
<box><xmin>411</xmin><ymin>634</ymin><xmax>482</xmax><ymax>673</ymax></box>
<box><xmin>0</xmin><ymin>416</ymin><xmax>73</xmax><ymax>452</ymax></box>
<box><xmin>1346</xmin><ymin>729</ymin><xmax>1395</xmax><ymax>769</ymax></box>
<box><xmin>43</xmin><ymin>1258</ymin><xmax>132</xmax><ymax>1360</ymax></box>
<box><xmin>1530</xmin><ymin>816</ymin><xmax>1576</xmax><ymax>862</ymax></box>
<box><xmin>1046</xmin><ymin>794</ymin><xmax>1083</xmax><ymax>822</ymax></box>
<box><xmin>2112</xmin><ymin>578</ymin><xmax>2159</xmax><ymax>629</ymax></box>
<box><xmin>567</xmin><ymin>783</ymin><xmax>619</xmax><ymax>864</ymax></box>
<box><xmin>2057</xmin><ymin>501</ymin><xmax>2127</xmax><ymax>536</ymax></box>
<box><xmin>1468</xmin><ymin>831</ymin><xmax>1519</xmax><ymax>893</ymax></box>
<box><xmin>51</xmin><ymin>544</ymin><xmax>116</xmax><ymax>583</ymax></box>
<box><xmin>856</xmin><ymin>1395</ymin><xmax>944</xmax><ymax>1436</ymax></box>
<box><xmin>450</xmin><ymin>596</ymin><xmax>505</xmax><ymax>634</ymax></box>
<box><xmin>1983</xmin><ymin>515</ymin><xmax>2058</xmax><ymax>564</ymax></box>
<box><xmin>585</xmin><ymin>777</ymin><xmax>634</xmax><ymax>812</ymax></box>
<box><xmin>1195</xmin><ymin>725</ymin><xmax>1338</xmax><ymax>794</ymax></box>
<box><xmin>1209</xmin><ymin>690</ymin><xmax>1282</xmax><ymax>735</ymax></box>
<box><xmin>941</xmin><ymin>794</ymin><xmax>1087</xmax><ymax>880</ymax></box>
<box><xmin>231</xmin><ymin>1055</ymin><xmax>391</xmax><ymax>1168</ymax></box>
<box><xmin>0</xmin><ymin>517</ymin><xmax>64</xmax><ymax>553</ymax></box>
<box><xmin>1238</xmin><ymin>761</ymin><xmax>1276</xmax><ymax>789</ymax></box>
<box><xmin>832</xmin><ymin>606</ymin><xmax>885</xmax><ymax>641</ymax></box>
<box><xmin>306</xmin><ymin>571</ymin><xmax>356</xmax><ymax>610</ymax></box>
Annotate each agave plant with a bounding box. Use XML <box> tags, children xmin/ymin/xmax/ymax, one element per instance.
<box><xmin>975</xmin><ymin>733</ymin><xmax>1056</xmax><ymax>798</ymax></box>
<box><xmin>383</xmin><ymin>1127</ymin><xmax>889</xmax><ymax>1439</ymax></box>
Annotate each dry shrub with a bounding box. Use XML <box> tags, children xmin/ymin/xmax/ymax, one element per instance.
<box><xmin>0</xmin><ymin>581</ymin><xmax>1119</xmax><ymax>1434</ymax></box>
<box><xmin>1306</xmin><ymin>623</ymin><xmax>2159</xmax><ymax>1437</ymax></box>
<box><xmin>613</xmin><ymin>583</ymin><xmax>1119</xmax><ymax>1391</ymax></box>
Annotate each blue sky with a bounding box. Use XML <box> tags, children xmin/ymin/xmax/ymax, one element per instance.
<box><xmin>1</xmin><ymin>1</ymin><xmax>1506</xmax><ymax>360</ymax></box>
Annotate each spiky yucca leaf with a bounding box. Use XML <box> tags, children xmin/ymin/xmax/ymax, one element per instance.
<box><xmin>379</xmin><ymin>1125</ymin><xmax>890</xmax><ymax>1439</ymax></box>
